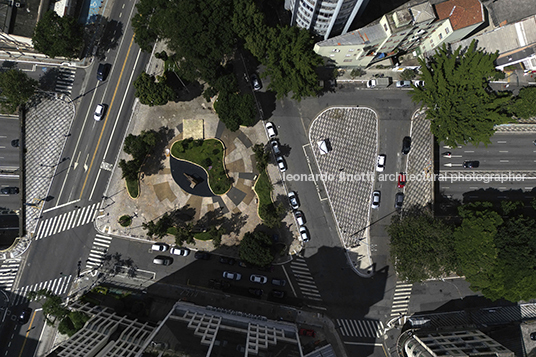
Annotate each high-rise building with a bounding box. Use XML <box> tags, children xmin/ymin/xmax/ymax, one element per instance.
<box><xmin>285</xmin><ymin>0</ymin><xmax>368</xmax><ymax>40</ymax></box>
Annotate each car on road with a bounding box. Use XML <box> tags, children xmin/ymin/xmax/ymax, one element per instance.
<box><xmin>395</xmin><ymin>192</ymin><xmax>404</xmax><ymax>209</ymax></box>
<box><xmin>463</xmin><ymin>160</ymin><xmax>479</xmax><ymax>169</ymax></box>
<box><xmin>11</xmin><ymin>139</ymin><xmax>19</xmax><ymax>148</ymax></box>
<box><xmin>288</xmin><ymin>191</ymin><xmax>299</xmax><ymax>210</ymax></box>
<box><xmin>402</xmin><ymin>136</ymin><xmax>411</xmax><ymax>155</ymax></box>
<box><xmin>251</xmin><ymin>73</ymin><xmax>262</xmax><ymax>91</ymax></box>
<box><xmin>250</xmin><ymin>274</ymin><xmax>268</xmax><ymax>284</ymax></box>
<box><xmin>376</xmin><ymin>154</ymin><xmax>386</xmax><ymax>172</ymax></box>
<box><xmin>170</xmin><ymin>247</ymin><xmax>190</xmax><ymax>256</ymax></box>
<box><xmin>222</xmin><ymin>271</ymin><xmax>241</xmax><ymax>280</ymax></box>
<box><xmin>94</xmin><ymin>104</ymin><xmax>106</xmax><ymax>121</ymax></box>
<box><xmin>299</xmin><ymin>226</ymin><xmax>310</xmax><ymax>242</ymax></box>
<box><xmin>96</xmin><ymin>63</ymin><xmax>110</xmax><ymax>81</ymax></box>
<box><xmin>299</xmin><ymin>328</ymin><xmax>316</xmax><ymax>337</ymax></box>
<box><xmin>396</xmin><ymin>80</ymin><xmax>412</xmax><ymax>88</ymax></box>
<box><xmin>18</xmin><ymin>308</ymin><xmax>32</xmax><ymax>324</ymax></box>
<box><xmin>276</xmin><ymin>156</ymin><xmax>287</xmax><ymax>172</ymax></box>
<box><xmin>265</xmin><ymin>121</ymin><xmax>277</xmax><ymax>138</ymax></box>
<box><xmin>271</xmin><ymin>278</ymin><xmax>286</xmax><ymax>286</ymax></box>
<box><xmin>1</xmin><ymin>187</ymin><xmax>19</xmax><ymax>194</ymax></box>
<box><xmin>219</xmin><ymin>256</ymin><xmax>235</xmax><ymax>265</ymax></box>
<box><xmin>531</xmin><ymin>332</ymin><xmax>536</xmax><ymax>341</ymax></box>
<box><xmin>271</xmin><ymin>290</ymin><xmax>285</xmax><ymax>298</ymax></box>
<box><xmin>294</xmin><ymin>210</ymin><xmax>305</xmax><ymax>226</ymax></box>
<box><xmin>371</xmin><ymin>191</ymin><xmax>381</xmax><ymax>209</ymax></box>
<box><xmin>151</xmin><ymin>243</ymin><xmax>169</xmax><ymax>252</ymax></box>
<box><xmin>397</xmin><ymin>173</ymin><xmax>406</xmax><ymax>188</ymax></box>
<box><xmin>248</xmin><ymin>288</ymin><xmax>263</xmax><ymax>297</ymax></box>
<box><xmin>153</xmin><ymin>256</ymin><xmax>173</xmax><ymax>266</ymax></box>
<box><xmin>271</xmin><ymin>139</ymin><xmax>281</xmax><ymax>156</ymax></box>
<box><xmin>194</xmin><ymin>251</ymin><xmax>211</xmax><ymax>260</ymax></box>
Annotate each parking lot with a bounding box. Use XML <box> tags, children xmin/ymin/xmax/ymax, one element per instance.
<box><xmin>0</xmin><ymin>115</ymin><xmax>21</xmax><ymax>213</ymax></box>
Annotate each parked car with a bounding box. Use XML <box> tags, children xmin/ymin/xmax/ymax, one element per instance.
<box><xmin>371</xmin><ymin>191</ymin><xmax>381</xmax><ymax>209</ymax></box>
<box><xmin>276</xmin><ymin>156</ymin><xmax>287</xmax><ymax>172</ymax></box>
<box><xmin>96</xmin><ymin>63</ymin><xmax>110</xmax><ymax>81</ymax></box>
<box><xmin>530</xmin><ymin>332</ymin><xmax>536</xmax><ymax>341</ymax></box>
<box><xmin>250</xmin><ymin>274</ymin><xmax>268</xmax><ymax>284</ymax></box>
<box><xmin>299</xmin><ymin>328</ymin><xmax>316</xmax><ymax>337</ymax></box>
<box><xmin>219</xmin><ymin>256</ymin><xmax>235</xmax><ymax>265</ymax></box>
<box><xmin>265</xmin><ymin>121</ymin><xmax>277</xmax><ymax>138</ymax></box>
<box><xmin>271</xmin><ymin>290</ymin><xmax>285</xmax><ymax>298</ymax></box>
<box><xmin>251</xmin><ymin>73</ymin><xmax>262</xmax><ymax>91</ymax></box>
<box><xmin>395</xmin><ymin>192</ymin><xmax>405</xmax><ymax>209</ymax></box>
<box><xmin>151</xmin><ymin>243</ymin><xmax>169</xmax><ymax>252</ymax></box>
<box><xmin>18</xmin><ymin>308</ymin><xmax>32</xmax><ymax>324</ymax></box>
<box><xmin>1</xmin><ymin>187</ymin><xmax>19</xmax><ymax>194</ymax></box>
<box><xmin>402</xmin><ymin>136</ymin><xmax>411</xmax><ymax>155</ymax></box>
<box><xmin>222</xmin><ymin>271</ymin><xmax>241</xmax><ymax>280</ymax></box>
<box><xmin>94</xmin><ymin>103</ymin><xmax>106</xmax><ymax>121</ymax></box>
<box><xmin>170</xmin><ymin>247</ymin><xmax>190</xmax><ymax>256</ymax></box>
<box><xmin>288</xmin><ymin>191</ymin><xmax>299</xmax><ymax>210</ymax></box>
<box><xmin>11</xmin><ymin>139</ymin><xmax>19</xmax><ymax>148</ymax></box>
<box><xmin>153</xmin><ymin>256</ymin><xmax>173</xmax><ymax>266</ymax></box>
<box><xmin>271</xmin><ymin>139</ymin><xmax>281</xmax><ymax>156</ymax></box>
<box><xmin>397</xmin><ymin>173</ymin><xmax>407</xmax><ymax>188</ymax></box>
<box><xmin>294</xmin><ymin>210</ymin><xmax>305</xmax><ymax>226</ymax></box>
<box><xmin>396</xmin><ymin>80</ymin><xmax>412</xmax><ymax>88</ymax></box>
<box><xmin>194</xmin><ymin>251</ymin><xmax>211</xmax><ymax>260</ymax></box>
<box><xmin>271</xmin><ymin>278</ymin><xmax>286</xmax><ymax>286</ymax></box>
<box><xmin>299</xmin><ymin>226</ymin><xmax>310</xmax><ymax>242</ymax></box>
<box><xmin>248</xmin><ymin>288</ymin><xmax>263</xmax><ymax>297</ymax></box>
<box><xmin>376</xmin><ymin>154</ymin><xmax>386</xmax><ymax>172</ymax></box>
<box><xmin>463</xmin><ymin>160</ymin><xmax>479</xmax><ymax>169</ymax></box>
<box><xmin>414</xmin><ymin>80</ymin><xmax>425</xmax><ymax>87</ymax></box>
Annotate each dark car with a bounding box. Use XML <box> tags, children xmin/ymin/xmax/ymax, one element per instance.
<box><xmin>395</xmin><ymin>192</ymin><xmax>404</xmax><ymax>209</ymax></box>
<box><xmin>299</xmin><ymin>328</ymin><xmax>316</xmax><ymax>337</ymax></box>
<box><xmin>194</xmin><ymin>251</ymin><xmax>211</xmax><ymax>260</ymax></box>
<box><xmin>271</xmin><ymin>290</ymin><xmax>285</xmax><ymax>298</ymax></box>
<box><xmin>463</xmin><ymin>160</ymin><xmax>479</xmax><ymax>169</ymax></box>
<box><xmin>271</xmin><ymin>278</ymin><xmax>286</xmax><ymax>287</ymax></box>
<box><xmin>1</xmin><ymin>187</ymin><xmax>19</xmax><ymax>195</ymax></box>
<box><xmin>251</xmin><ymin>73</ymin><xmax>262</xmax><ymax>91</ymax></box>
<box><xmin>219</xmin><ymin>256</ymin><xmax>235</xmax><ymax>265</ymax></box>
<box><xmin>11</xmin><ymin>139</ymin><xmax>19</xmax><ymax>148</ymax></box>
<box><xmin>530</xmin><ymin>332</ymin><xmax>536</xmax><ymax>341</ymax></box>
<box><xmin>248</xmin><ymin>288</ymin><xmax>263</xmax><ymax>297</ymax></box>
<box><xmin>402</xmin><ymin>136</ymin><xmax>411</xmax><ymax>155</ymax></box>
<box><xmin>96</xmin><ymin>63</ymin><xmax>110</xmax><ymax>81</ymax></box>
<box><xmin>18</xmin><ymin>308</ymin><xmax>32</xmax><ymax>324</ymax></box>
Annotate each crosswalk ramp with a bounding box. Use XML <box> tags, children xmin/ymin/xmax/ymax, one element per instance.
<box><xmin>35</xmin><ymin>203</ymin><xmax>100</xmax><ymax>240</ymax></box>
<box><xmin>390</xmin><ymin>281</ymin><xmax>413</xmax><ymax>317</ymax></box>
<box><xmin>289</xmin><ymin>256</ymin><xmax>322</xmax><ymax>302</ymax></box>
<box><xmin>55</xmin><ymin>67</ymin><xmax>76</xmax><ymax>95</ymax></box>
<box><xmin>85</xmin><ymin>234</ymin><xmax>113</xmax><ymax>271</ymax></box>
<box><xmin>0</xmin><ymin>259</ymin><xmax>21</xmax><ymax>292</ymax></box>
<box><xmin>12</xmin><ymin>275</ymin><xmax>72</xmax><ymax>306</ymax></box>
<box><xmin>336</xmin><ymin>319</ymin><xmax>384</xmax><ymax>339</ymax></box>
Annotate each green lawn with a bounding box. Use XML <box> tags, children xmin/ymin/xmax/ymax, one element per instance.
<box><xmin>126</xmin><ymin>178</ymin><xmax>139</xmax><ymax>198</ymax></box>
<box><xmin>254</xmin><ymin>170</ymin><xmax>273</xmax><ymax>220</ymax></box>
<box><xmin>171</xmin><ymin>138</ymin><xmax>231</xmax><ymax>195</ymax></box>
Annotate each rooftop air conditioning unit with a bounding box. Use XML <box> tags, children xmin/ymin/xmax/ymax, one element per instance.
<box><xmin>15</xmin><ymin>3</ymin><xmax>20</xmax><ymax>7</ymax></box>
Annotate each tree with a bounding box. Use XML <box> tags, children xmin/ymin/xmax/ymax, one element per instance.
<box><xmin>0</xmin><ymin>69</ymin><xmax>37</xmax><ymax>113</ymax></box>
<box><xmin>173</xmin><ymin>224</ymin><xmax>195</xmax><ymax>246</ymax></box>
<box><xmin>32</xmin><ymin>11</ymin><xmax>84</xmax><ymax>58</ymax></box>
<box><xmin>387</xmin><ymin>209</ymin><xmax>456</xmax><ymax>282</ymax></box>
<box><xmin>508</xmin><ymin>86</ymin><xmax>536</xmax><ymax>119</ymax></box>
<box><xmin>118</xmin><ymin>159</ymin><xmax>140</xmax><ymax>181</ymax></box>
<box><xmin>399</xmin><ymin>69</ymin><xmax>416</xmax><ymax>81</ymax></box>
<box><xmin>252</xmin><ymin>143</ymin><xmax>270</xmax><ymax>171</ymax></box>
<box><xmin>259</xmin><ymin>203</ymin><xmax>285</xmax><ymax>228</ymax></box>
<box><xmin>133</xmin><ymin>72</ymin><xmax>175</xmax><ymax>106</ymax></box>
<box><xmin>27</xmin><ymin>289</ymin><xmax>69</xmax><ymax>325</ymax></box>
<box><xmin>143</xmin><ymin>213</ymin><xmax>172</xmax><ymax>238</ymax></box>
<box><xmin>123</xmin><ymin>130</ymin><xmax>159</xmax><ymax>162</ymax></box>
<box><xmin>239</xmin><ymin>231</ymin><xmax>273</xmax><ymax>267</ymax></box>
<box><xmin>411</xmin><ymin>40</ymin><xmax>511</xmax><ymax>148</ymax></box>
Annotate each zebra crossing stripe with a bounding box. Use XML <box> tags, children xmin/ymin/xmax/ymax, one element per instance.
<box><xmin>337</xmin><ymin>319</ymin><xmax>384</xmax><ymax>338</ymax></box>
<box><xmin>36</xmin><ymin>204</ymin><xmax>100</xmax><ymax>240</ymax></box>
<box><xmin>13</xmin><ymin>275</ymin><xmax>73</xmax><ymax>305</ymax></box>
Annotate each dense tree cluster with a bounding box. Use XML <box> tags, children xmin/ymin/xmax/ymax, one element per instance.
<box><xmin>239</xmin><ymin>231</ymin><xmax>273</xmax><ymax>267</ymax></box>
<box><xmin>118</xmin><ymin>130</ymin><xmax>159</xmax><ymax>181</ymax></box>
<box><xmin>389</xmin><ymin>201</ymin><xmax>536</xmax><ymax>302</ymax></box>
<box><xmin>0</xmin><ymin>69</ymin><xmax>37</xmax><ymax>113</ymax></box>
<box><xmin>32</xmin><ymin>11</ymin><xmax>84</xmax><ymax>58</ymax></box>
<box><xmin>411</xmin><ymin>40</ymin><xmax>510</xmax><ymax>148</ymax></box>
<box><xmin>508</xmin><ymin>86</ymin><xmax>536</xmax><ymax>119</ymax></box>
<box><xmin>133</xmin><ymin>72</ymin><xmax>175</xmax><ymax>106</ymax></box>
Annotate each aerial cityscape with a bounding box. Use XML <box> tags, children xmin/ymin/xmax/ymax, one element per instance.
<box><xmin>0</xmin><ymin>0</ymin><xmax>535</xmax><ymax>356</ymax></box>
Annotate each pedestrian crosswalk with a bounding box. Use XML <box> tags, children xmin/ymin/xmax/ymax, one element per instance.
<box><xmin>12</xmin><ymin>274</ymin><xmax>72</xmax><ymax>306</ymax></box>
<box><xmin>336</xmin><ymin>319</ymin><xmax>384</xmax><ymax>338</ymax></box>
<box><xmin>35</xmin><ymin>203</ymin><xmax>100</xmax><ymax>240</ymax></box>
<box><xmin>55</xmin><ymin>67</ymin><xmax>76</xmax><ymax>95</ymax></box>
<box><xmin>288</xmin><ymin>256</ymin><xmax>323</xmax><ymax>302</ymax></box>
<box><xmin>390</xmin><ymin>281</ymin><xmax>413</xmax><ymax>317</ymax></box>
<box><xmin>85</xmin><ymin>234</ymin><xmax>113</xmax><ymax>271</ymax></box>
<box><xmin>0</xmin><ymin>259</ymin><xmax>21</xmax><ymax>292</ymax></box>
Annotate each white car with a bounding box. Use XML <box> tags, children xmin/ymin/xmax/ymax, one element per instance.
<box><xmin>288</xmin><ymin>191</ymin><xmax>299</xmax><ymax>210</ymax></box>
<box><xmin>299</xmin><ymin>226</ymin><xmax>310</xmax><ymax>242</ymax></box>
<box><xmin>250</xmin><ymin>274</ymin><xmax>268</xmax><ymax>284</ymax></box>
<box><xmin>276</xmin><ymin>156</ymin><xmax>287</xmax><ymax>172</ymax></box>
<box><xmin>223</xmin><ymin>271</ymin><xmax>242</xmax><ymax>281</ymax></box>
<box><xmin>94</xmin><ymin>104</ymin><xmax>106</xmax><ymax>121</ymax></box>
<box><xmin>151</xmin><ymin>243</ymin><xmax>169</xmax><ymax>252</ymax></box>
<box><xmin>371</xmin><ymin>191</ymin><xmax>381</xmax><ymax>209</ymax></box>
<box><xmin>170</xmin><ymin>247</ymin><xmax>190</xmax><ymax>256</ymax></box>
<box><xmin>396</xmin><ymin>80</ymin><xmax>412</xmax><ymax>88</ymax></box>
<box><xmin>294</xmin><ymin>210</ymin><xmax>305</xmax><ymax>226</ymax></box>
<box><xmin>376</xmin><ymin>154</ymin><xmax>386</xmax><ymax>172</ymax></box>
<box><xmin>265</xmin><ymin>122</ymin><xmax>277</xmax><ymax>138</ymax></box>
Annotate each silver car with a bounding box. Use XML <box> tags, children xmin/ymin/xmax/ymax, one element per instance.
<box><xmin>250</xmin><ymin>274</ymin><xmax>268</xmax><ymax>284</ymax></box>
<box><xmin>170</xmin><ymin>247</ymin><xmax>190</xmax><ymax>256</ymax></box>
<box><xmin>94</xmin><ymin>104</ymin><xmax>106</xmax><ymax>121</ymax></box>
<box><xmin>223</xmin><ymin>271</ymin><xmax>242</xmax><ymax>281</ymax></box>
<box><xmin>371</xmin><ymin>191</ymin><xmax>381</xmax><ymax>209</ymax></box>
<box><xmin>288</xmin><ymin>191</ymin><xmax>299</xmax><ymax>210</ymax></box>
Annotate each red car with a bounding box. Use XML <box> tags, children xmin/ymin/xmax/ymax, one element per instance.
<box><xmin>397</xmin><ymin>173</ymin><xmax>407</xmax><ymax>188</ymax></box>
<box><xmin>299</xmin><ymin>328</ymin><xmax>315</xmax><ymax>337</ymax></box>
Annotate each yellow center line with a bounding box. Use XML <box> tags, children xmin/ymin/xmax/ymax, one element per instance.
<box><xmin>18</xmin><ymin>309</ymin><xmax>38</xmax><ymax>357</ymax></box>
<box><xmin>79</xmin><ymin>35</ymin><xmax>136</xmax><ymax>199</ymax></box>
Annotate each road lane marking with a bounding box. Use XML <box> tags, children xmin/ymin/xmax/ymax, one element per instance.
<box><xmin>464</xmin><ymin>150</ymin><xmax>474</xmax><ymax>153</ymax></box>
<box><xmin>497</xmin><ymin>141</ymin><xmax>507</xmax><ymax>143</ymax></box>
<box><xmin>499</xmin><ymin>151</ymin><xmax>508</xmax><ymax>153</ymax></box>
<box><xmin>18</xmin><ymin>309</ymin><xmax>38</xmax><ymax>357</ymax></box>
<box><xmin>500</xmin><ymin>160</ymin><xmax>509</xmax><ymax>162</ymax></box>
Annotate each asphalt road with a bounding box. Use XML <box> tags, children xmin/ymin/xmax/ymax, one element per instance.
<box><xmin>0</xmin><ymin>115</ymin><xmax>20</xmax><ymax>170</ymax></box>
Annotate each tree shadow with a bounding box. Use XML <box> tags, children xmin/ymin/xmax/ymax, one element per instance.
<box><xmin>168</xmin><ymin>205</ymin><xmax>196</xmax><ymax>226</ymax></box>
<box><xmin>0</xmin><ymin>61</ymin><xmax>17</xmax><ymax>69</ymax></box>
<box><xmin>38</xmin><ymin>67</ymin><xmax>61</xmax><ymax>92</ymax></box>
<box><xmin>94</xmin><ymin>19</ymin><xmax>124</xmax><ymax>61</ymax></box>
<box><xmin>100</xmin><ymin>252</ymin><xmax>138</xmax><ymax>278</ymax></box>
<box><xmin>143</xmin><ymin>126</ymin><xmax>175</xmax><ymax>176</ymax></box>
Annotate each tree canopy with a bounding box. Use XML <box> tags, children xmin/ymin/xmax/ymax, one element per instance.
<box><xmin>32</xmin><ymin>11</ymin><xmax>84</xmax><ymax>58</ymax></box>
<box><xmin>239</xmin><ymin>231</ymin><xmax>273</xmax><ymax>267</ymax></box>
<box><xmin>0</xmin><ymin>69</ymin><xmax>37</xmax><ymax>113</ymax></box>
<box><xmin>508</xmin><ymin>86</ymin><xmax>536</xmax><ymax>119</ymax></box>
<box><xmin>133</xmin><ymin>72</ymin><xmax>175</xmax><ymax>106</ymax></box>
<box><xmin>411</xmin><ymin>40</ymin><xmax>510</xmax><ymax>147</ymax></box>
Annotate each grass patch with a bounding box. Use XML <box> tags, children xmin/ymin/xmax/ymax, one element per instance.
<box><xmin>126</xmin><ymin>178</ymin><xmax>139</xmax><ymax>198</ymax></box>
<box><xmin>255</xmin><ymin>170</ymin><xmax>272</xmax><ymax>212</ymax></box>
<box><xmin>171</xmin><ymin>138</ymin><xmax>232</xmax><ymax>194</ymax></box>
<box><xmin>118</xmin><ymin>215</ymin><xmax>132</xmax><ymax>227</ymax></box>
<box><xmin>194</xmin><ymin>231</ymin><xmax>212</xmax><ymax>241</ymax></box>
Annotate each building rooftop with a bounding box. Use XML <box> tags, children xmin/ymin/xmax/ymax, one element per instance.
<box><xmin>486</xmin><ymin>0</ymin><xmax>536</xmax><ymax>27</ymax></box>
<box><xmin>315</xmin><ymin>22</ymin><xmax>387</xmax><ymax>47</ymax></box>
<box><xmin>435</xmin><ymin>0</ymin><xmax>484</xmax><ymax>30</ymax></box>
<box><xmin>410</xmin><ymin>2</ymin><xmax>436</xmax><ymax>24</ymax></box>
